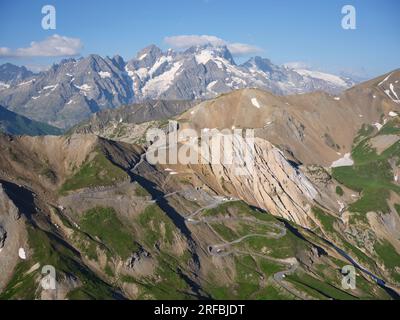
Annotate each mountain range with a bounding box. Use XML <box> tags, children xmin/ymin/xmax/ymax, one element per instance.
<box><xmin>0</xmin><ymin>44</ymin><xmax>355</xmax><ymax>129</ymax></box>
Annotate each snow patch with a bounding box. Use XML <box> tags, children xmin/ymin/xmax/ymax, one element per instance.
<box><xmin>0</xmin><ymin>81</ymin><xmax>10</xmax><ymax>89</ymax></box>
<box><xmin>18</xmin><ymin>248</ymin><xmax>26</xmax><ymax>260</ymax></box>
<box><xmin>251</xmin><ymin>97</ymin><xmax>261</xmax><ymax>108</ymax></box>
<box><xmin>99</xmin><ymin>71</ymin><xmax>111</xmax><ymax>79</ymax></box>
<box><xmin>74</xmin><ymin>84</ymin><xmax>91</xmax><ymax>91</ymax></box>
<box><xmin>195</xmin><ymin>50</ymin><xmax>214</xmax><ymax>65</ymax></box>
<box><xmin>389</xmin><ymin>111</ymin><xmax>398</xmax><ymax>117</ymax></box>
<box><xmin>149</xmin><ymin>56</ymin><xmax>172</xmax><ymax>76</ymax></box>
<box><xmin>331</xmin><ymin>153</ymin><xmax>354</xmax><ymax>168</ymax></box>
<box><xmin>206</xmin><ymin>80</ymin><xmax>218</xmax><ymax>92</ymax></box>
<box><xmin>378</xmin><ymin>72</ymin><xmax>392</xmax><ymax>86</ymax></box>
<box><xmin>373</xmin><ymin>123</ymin><xmax>383</xmax><ymax>131</ymax></box>
<box><xmin>136</xmin><ymin>67</ymin><xmax>148</xmax><ymax>80</ymax></box>
<box><xmin>43</xmin><ymin>84</ymin><xmax>58</xmax><ymax>91</ymax></box>
<box><xmin>139</xmin><ymin>53</ymin><xmax>147</xmax><ymax>60</ymax></box>
<box><xmin>389</xmin><ymin>83</ymin><xmax>399</xmax><ymax>102</ymax></box>
<box><xmin>18</xmin><ymin>79</ymin><xmax>35</xmax><ymax>86</ymax></box>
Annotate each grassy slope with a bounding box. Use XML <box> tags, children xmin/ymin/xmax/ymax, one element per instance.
<box><xmin>0</xmin><ymin>223</ymin><xmax>118</xmax><ymax>300</ymax></box>
<box><xmin>331</xmin><ymin>119</ymin><xmax>400</xmax><ymax>283</ymax></box>
<box><xmin>79</xmin><ymin>207</ymin><xmax>140</xmax><ymax>259</ymax></box>
<box><xmin>332</xmin><ymin>120</ymin><xmax>400</xmax><ymax>217</ymax></box>
<box><xmin>60</xmin><ymin>149</ymin><xmax>128</xmax><ymax>194</ymax></box>
<box><xmin>200</xmin><ymin>201</ymin><xmax>389</xmax><ymax>300</ymax></box>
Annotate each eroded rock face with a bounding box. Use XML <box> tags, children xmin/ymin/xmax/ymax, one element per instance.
<box><xmin>217</xmin><ymin>139</ymin><xmax>317</xmax><ymax>225</ymax></box>
<box><xmin>0</xmin><ymin>184</ymin><xmax>21</xmax><ymax>223</ymax></box>
<box><xmin>0</xmin><ymin>225</ymin><xmax>6</xmax><ymax>248</ymax></box>
<box><xmin>182</xmin><ymin>136</ymin><xmax>336</xmax><ymax>226</ymax></box>
<box><xmin>126</xmin><ymin>246</ymin><xmax>151</xmax><ymax>269</ymax></box>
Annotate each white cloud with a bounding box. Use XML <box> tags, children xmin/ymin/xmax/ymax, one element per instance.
<box><xmin>283</xmin><ymin>61</ymin><xmax>311</xmax><ymax>70</ymax></box>
<box><xmin>0</xmin><ymin>47</ymin><xmax>12</xmax><ymax>56</ymax></box>
<box><xmin>227</xmin><ymin>42</ymin><xmax>262</xmax><ymax>56</ymax></box>
<box><xmin>0</xmin><ymin>35</ymin><xmax>83</xmax><ymax>58</ymax></box>
<box><xmin>165</xmin><ymin>35</ymin><xmax>224</xmax><ymax>48</ymax></box>
<box><xmin>164</xmin><ymin>34</ymin><xmax>262</xmax><ymax>56</ymax></box>
<box><xmin>25</xmin><ymin>64</ymin><xmax>51</xmax><ymax>73</ymax></box>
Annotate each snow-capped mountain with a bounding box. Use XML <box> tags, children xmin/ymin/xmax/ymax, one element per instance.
<box><xmin>0</xmin><ymin>63</ymin><xmax>33</xmax><ymax>88</ymax></box>
<box><xmin>0</xmin><ymin>44</ymin><xmax>355</xmax><ymax>128</ymax></box>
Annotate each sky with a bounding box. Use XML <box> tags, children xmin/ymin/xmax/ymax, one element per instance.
<box><xmin>0</xmin><ymin>0</ymin><xmax>399</xmax><ymax>77</ymax></box>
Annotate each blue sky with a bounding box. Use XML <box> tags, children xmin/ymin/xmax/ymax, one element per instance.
<box><xmin>0</xmin><ymin>0</ymin><xmax>399</xmax><ymax>77</ymax></box>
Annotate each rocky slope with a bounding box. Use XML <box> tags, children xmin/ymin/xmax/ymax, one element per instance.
<box><xmin>0</xmin><ymin>105</ymin><xmax>62</xmax><ymax>136</ymax></box>
<box><xmin>0</xmin><ymin>70</ymin><xmax>399</xmax><ymax>300</ymax></box>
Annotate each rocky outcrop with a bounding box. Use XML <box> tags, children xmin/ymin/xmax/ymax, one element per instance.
<box><xmin>125</xmin><ymin>246</ymin><xmax>151</xmax><ymax>269</ymax></box>
<box><xmin>0</xmin><ymin>183</ymin><xmax>26</xmax><ymax>291</ymax></box>
<box><xmin>0</xmin><ymin>225</ymin><xmax>6</xmax><ymax>249</ymax></box>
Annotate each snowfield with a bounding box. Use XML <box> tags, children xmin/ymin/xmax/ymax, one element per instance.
<box><xmin>141</xmin><ymin>61</ymin><xmax>183</xmax><ymax>97</ymax></box>
<box><xmin>294</xmin><ymin>69</ymin><xmax>348</xmax><ymax>87</ymax></box>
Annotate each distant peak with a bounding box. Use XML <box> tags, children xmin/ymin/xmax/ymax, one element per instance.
<box><xmin>242</xmin><ymin>56</ymin><xmax>274</xmax><ymax>72</ymax></box>
<box><xmin>184</xmin><ymin>44</ymin><xmax>235</xmax><ymax>64</ymax></box>
<box><xmin>136</xmin><ymin>44</ymin><xmax>162</xmax><ymax>58</ymax></box>
<box><xmin>111</xmin><ymin>55</ymin><xmax>126</xmax><ymax>68</ymax></box>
